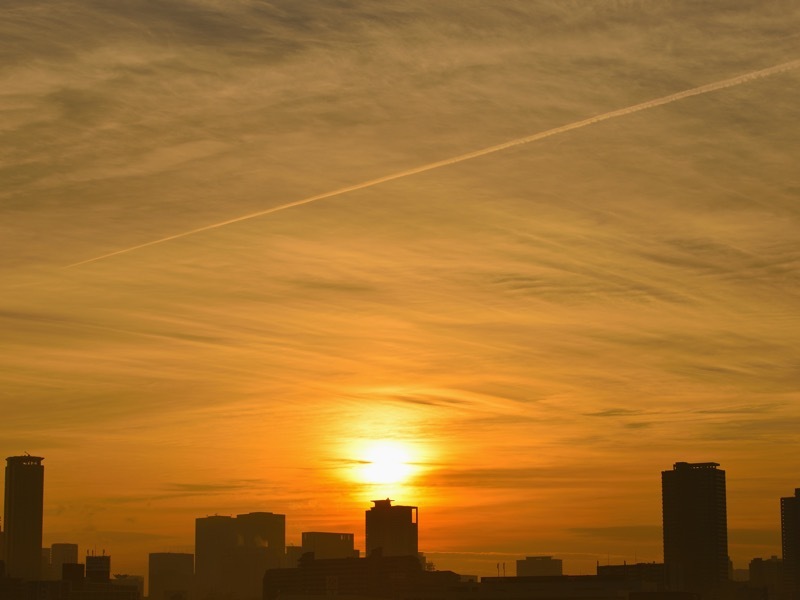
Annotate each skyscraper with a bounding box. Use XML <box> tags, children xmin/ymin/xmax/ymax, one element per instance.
<box><xmin>149</xmin><ymin>552</ymin><xmax>194</xmax><ymax>600</ymax></box>
<box><xmin>3</xmin><ymin>455</ymin><xmax>44</xmax><ymax>581</ymax></box>
<box><xmin>195</xmin><ymin>512</ymin><xmax>285</xmax><ymax>600</ymax></box>
<box><xmin>86</xmin><ymin>553</ymin><xmax>111</xmax><ymax>582</ymax></box>
<box><xmin>662</xmin><ymin>461</ymin><xmax>728</xmax><ymax>595</ymax></box>
<box><xmin>781</xmin><ymin>489</ymin><xmax>800</xmax><ymax>600</ymax></box>
<box><xmin>195</xmin><ymin>515</ymin><xmax>237</xmax><ymax>598</ymax></box>
<box><xmin>365</xmin><ymin>499</ymin><xmax>418</xmax><ymax>558</ymax></box>
<box><xmin>49</xmin><ymin>543</ymin><xmax>79</xmax><ymax>581</ymax></box>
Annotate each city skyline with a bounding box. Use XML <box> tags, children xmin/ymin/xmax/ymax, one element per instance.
<box><xmin>3</xmin><ymin>0</ymin><xmax>800</xmax><ymax>583</ymax></box>
<box><xmin>2</xmin><ymin>452</ymin><xmax>798</xmax><ymax>585</ymax></box>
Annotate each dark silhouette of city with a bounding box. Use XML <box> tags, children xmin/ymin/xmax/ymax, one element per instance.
<box><xmin>0</xmin><ymin>455</ymin><xmax>797</xmax><ymax>600</ymax></box>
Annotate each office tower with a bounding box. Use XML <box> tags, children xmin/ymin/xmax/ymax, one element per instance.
<box><xmin>517</xmin><ymin>556</ymin><xmax>563</xmax><ymax>576</ymax></box>
<box><xmin>301</xmin><ymin>532</ymin><xmax>358</xmax><ymax>560</ymax></box>
<box><xmin>3</xmin><ymin>455</ymin><xmax>44</xmax><ymax>581</ymax></box>
<box><xmin>662</xmin><ymin>462</ymin><xmax>728</xmax><ymax>594</ymax></box>
<box><xmin>50</xmin><ymin>544</ymin><xmax>79</xmax><ymax>580</ymax></box>
<box><xmin>365</xmin><ymin>499</ymin><xmax>418</xmax><ymax>558</ymax></box>
<box><xmin>195</xmin><ymin>515</ymin><xmax>237</xmax><ymax>598</ymax></box>
<box><xmin>782</xmin><ymin>489</ymin><xmax>800</xmax><ymax>600</ymax></box>
<box><xmin>233</xmin><ymin>512</ymin><xmax>286</xmax><ymax>600</ymax></box>
<box><xmin>149</xmin><ymin>553</ymin><xmax>194</xmax><ymax>600</ymax></box>
<box><xmin>86</xmin><ymin>554</ymin><xmax>111</xmax><ymax>582</ymax></box>
<box><xmin>235</xmin><ymin>512</ymin><xmax>286</xmax><ymax>568</ymax></box>
<box><xmin>749</xmin><ymin>556</ymin><xmax>782</xmax><ymax>599</ymax></box>
<box><xmin>195</xmin><ymin>512</ymin><xmax>285</xmax><ymax>600</ymax></box>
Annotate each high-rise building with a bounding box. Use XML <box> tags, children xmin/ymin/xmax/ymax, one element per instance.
<box><xmin>782</xmin><ymin>489</ymin><xmax>800</xmax><ymax>600</ymax></box>
<box><xmin>301</xmin><ymin>532</ymin><xmax>358</xmax><ymax>560</ymax></box>
<box><xmin>3</xmin><ymin>455</ymin><xmax>44</xmax><ymax>581</ymax></box>
<box><xmin>86</xmin><ymin>553</ymin><xmax>111</xmax><ymax>582</ymax></box>
<box><xmin>50</xmin><ymin>544</ymin><xmax>79</xmax><ymax>580</ymax></box>
<box><xmin>149</xmin><ymin>553</ymin><xmax>194</xmax><ymax>600</ymax></box>
<box><xmin>195</xmin><ymin>515</ymin><xmax>237</xmax><ymax>598</ymax></box>
<box><xmin>195</xmin><ymin>512</ymin><xmax>285</xmax><ymax>600</ymax></box>
<box><xmin>365</xmin><ymin>499</ymin><xmax>418</xmax><ymax>558</ymax></box>
<box><xmin>662</xmin><ymin>461</ymin><xmax>729</xmax><ymax>594</ymax></box>
<box><xmin>749</xmin><ymin>556</ymin><xmax>782</xmax><ymax>599</ymax></box>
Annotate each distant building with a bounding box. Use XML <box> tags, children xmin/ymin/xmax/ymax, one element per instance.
<box><xmin>51</xmin><ymin>559</ymin><xmax>140</xmax><ymax>600</ymax></box>
<box><xmin>86</xmin><ymin>554</ymin><xmax>111</xmax><ymax>582</ymax></box>
<box><xmin>195</xmin><ymin>512</ymin><xmax>285</xmax><ymax>600</ymax></box>
<box><xmin>782</xmin><ymin>489</ymin><xmax>800</xmax><ymax>600</ymax></box>
<box><xmin>481</xmin><ymin>574</ymin><xmax>663</xmax><ymax>600</ymax></box>
<box><xmin>3</xmin><ymin>455</ymin><xmax>45</xmax><ymax>581</ymax></box>
<box><xmin>149</xmin><ymin>552</ymin><xmax>194</xmax><ymax>600</ymax></box>
<box><xmin>662</xmin><ymin>462</ymin><xmax>729</xmax><ymax>594</ymax></box>
<box><xmin>263</xmin><ymin>554</ymin><xmax>459</xmax><ymax>600</ymax></box>
<box><xmin>50</xmin><ymin>544</ymin><xmax>79</xmax><ymax>581</ymax></box>
<box><xmin>518</xmin><ymin>556</ymin><xmax>563</xmax><ymax>577</ymax></box>
<box><xmin>284</xmin><ymin>546</ymin><xmax>303</xmax><ymax>568</ymax></box>
<box><xmin>301</xmin><ymin>532</ymin><xmax>358</xmax><ymax>560</ymax></box>
<box><xmin>749</xmin><ymin>556</ymin><xmax>781</xmax><ymax>599</ymax></box>
<box><xmin>195</xmin><ymin>515</ymin><xmax>237</xmax><ymax>598</ymax></box>
<box><xmin>597</xmin><ymin>563</ymin><xmax>666</xmax><ymax>589</ymax></box>
<box><xmin>62</xmin><ymin>562</ymin><xmax>86</xmax><ymax>584</ymax></box>
<box><xmin>112</xmin><ymin>574</ymin><xmax>145</xmax><ymax>599</ymax></box>
<box><xmin>365</xmin><ymin>499</ymin><xmax>418</xmax><ymax>558</ymax></box>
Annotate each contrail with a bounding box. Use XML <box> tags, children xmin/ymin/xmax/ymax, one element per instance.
<box><xmin>67</xmin><ymin>58</ymin><xmax>800</xmax><ymax>268</ymax></box>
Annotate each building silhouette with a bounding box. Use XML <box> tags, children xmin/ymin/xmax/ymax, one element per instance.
<box><xmin>518</xmin><ymin>556</ymin><xmax>563</xmax><ymax>577</ymax></box>
<box><xmin>596</xmin><ymin>562</ymin><xmax>667</xmax><ymax>589</ymax></box>
<box><xmin>86</xmin><ymin>553</ymin><xmax>111</xmax><ymax>582</ymax></box>
<box><xmin>3</xmin><ymin>455</ymin><xmax>44</xmax><ymax>581</ymax></box>
<box><xmin>301</xmin><ymin>532</ymin><xmax>358</xmax><ymax>560</ymax></box>
<box><xmin>365</xmin><ymin>499</ymin><xmax>418</xmax><ymax>558</ymax></box>
<box><xmin>49</xmin><ymin>544</ymin><xmax>79</xmax><ymax>581</ymax></box>
<box><xmin>263</xmin><ymin>554</ymin><xmax>458</xmax><ymax>600</ymax></box>
<box><xmin>662</xmin><ymin>461</ymin><xmax>729</xmax><ymax>594</ymax></box>
<box><xmin>195</xmin><ymin>512</ymin><xmax>285</xmax><ymax>600</ymax></box>
<box><xmin>149</xmin><ymin>552</ymin><xmax>194</xmax><ymax>600</ymax></box>
<box><xmin>749</xmin><ymin>556</ymin><xmax>782</xmax><ymax>600</ymax></box>
<box><xmin>195</xmin><ymin>515</ymin><xmax>237</xmax><ymax>597</ymax></box>
<box><xmin>782</xmin><ymin>489</ymin><xmax>800</xmax><ymax>600</ymax></box>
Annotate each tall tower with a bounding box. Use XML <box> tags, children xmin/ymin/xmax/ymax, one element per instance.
<box><xmin>662</xmin><ymin>462</ymin><xmax>728</xmax><ymax>594</ymax></box>
<box><xmin>149</xmin><ymin>552</ymin><xmax>194</xmax><ymax>600</ymax></box>
<box><xmin>781</xmin><ymin>489</ymin><xmax>800</xmax><ymax>600</ymax></box>
<box><xmin>195</xmin><ymin>512</ymin><xmax>285</xmax><ymax>600</ymax></box>
<box><xmin>49</xmin><ymin>543</ymin><xmax>79</xmax><ymax>580</ymax></box>
<box><xmin>365</xmin><ymin>499</ymin><xmax>418</xmax><ymax>558</ymax></box>
<box><xmin>3</xmin><ymin>455</ymin><xmax>44</xmax><ymax>581</ymax></box>
<box><xmin>195</xmin><ymin>515</ymin><xmax>237</xmax><ymax>598</ymax></box>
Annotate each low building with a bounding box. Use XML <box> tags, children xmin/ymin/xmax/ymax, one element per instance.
<box><xmin>517</xmin><ymin>556</ymin><xmax>563</xmax><ymax>577</ymax></box>
<box><xmin>263</xmin><ymin>554</ymin><xmax>460</xmax><ymax>600</ymax></box>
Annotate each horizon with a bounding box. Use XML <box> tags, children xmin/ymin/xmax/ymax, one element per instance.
<box><xmin>4</xmin><ymin>453</ymin><xmax>795</xmax><ymax>580</ymax></box>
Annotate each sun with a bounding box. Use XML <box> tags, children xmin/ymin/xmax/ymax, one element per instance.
<box><xmin>358</xmin><ymin>441</ymin><xmax>415</xmax><ymax>485</ymax></box>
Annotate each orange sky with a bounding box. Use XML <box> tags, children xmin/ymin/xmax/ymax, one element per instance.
<box><xmin>2</xmin><ymin>0</ymin><xmax>800</xmax><ymax>582</ymax></box>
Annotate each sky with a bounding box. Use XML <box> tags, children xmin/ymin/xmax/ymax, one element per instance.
<box><xmin>2</xmin><ymin>0</ymin><xmax>800</xmax><ymax>581</ymax></box>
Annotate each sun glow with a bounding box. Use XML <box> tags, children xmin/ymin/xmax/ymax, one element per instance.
<box><xmin>357</xmin><ymin>441</ymin><xmax>416</xmax><ymax>485</ymax></box>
